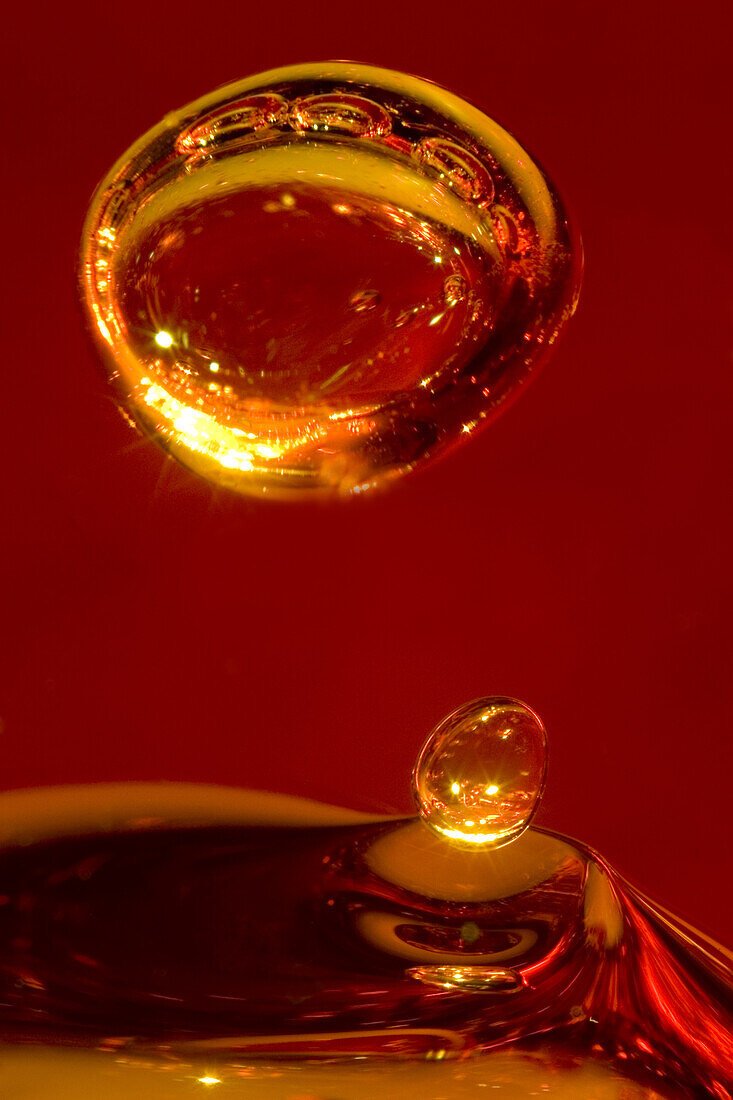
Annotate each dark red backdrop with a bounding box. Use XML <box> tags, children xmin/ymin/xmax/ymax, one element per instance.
<box><xmin>2</xmin><ymin>1</ymin><xmax>731</xmax><ymax>942</ymax></box>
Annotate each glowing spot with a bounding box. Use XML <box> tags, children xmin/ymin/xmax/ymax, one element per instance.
<box><xmin>450</xmin><ymin>782</ymin><xmax>460</xmax><ymax>795</ymax></box>
<box><xmin>154</xmin><ymin>330</ymin><xmax>174</xmax><ymax>348</ymax></box>
<box><xmin>197</xmin><ymin>1077</ymin><xmax>221</xmax><ymax>1086</ymax></box>
<box><xmin>486</xmin><ymin>785</ymin><xmax>499</xmax><ymax>795</ymax></box>
<box><xmin>209</xmin><ymin>362</ymin><xmax>220</xmax><ymax>372</ymax></box>
<box><xmin>433</xmin><ymin>255</ymin><xmax>443</xmax><ymax>264</ymax></box>
<box><xmin>173</xmin><ymin>407</ymin><xmax>200</xmax><ymax>435</ymax></box>
<box><xmin>252</xmin><ymin>442</ymin><xmax>283</xmax><ymax>460</ymax></box>
<box><xmin>440</xmin><ymin>828</ymin><xmax>499</xmax><ymax>844</ymax></box>
<box><xmin>142</xmin><ymin>382</ymin><xmax>256</xmax><ymax>472</ymax></box>
<box><xmin>409</xmin><ymin>964</ymin><xmax>524</xmax><ymax>993</ymax></box>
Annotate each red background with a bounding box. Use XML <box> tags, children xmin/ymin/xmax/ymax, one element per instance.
<box><xmin>2</xmin><ymin>2</ymin><xmax>731</xmax><ymax>942</ymax></box>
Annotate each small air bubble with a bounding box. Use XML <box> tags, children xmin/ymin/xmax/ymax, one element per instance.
<box><xmin>349</xmin><ymin>288</ymin><xmax>381</xmax><ymax>313</ymax></box>
<box><xmin>443</xmin><ymin>274</ymin><xmax>467</xmax><ymax>306</ymax></box>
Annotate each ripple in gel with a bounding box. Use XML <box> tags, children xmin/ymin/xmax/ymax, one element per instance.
<box><xmin>413</xmin><ymin>697</ymin><xmax>548</xmax><ymax>847</ymax></box>
<box><xmin>80</xmin><ymin>63</ymin><xmax>581</xmax><ymax>498</ymax></box>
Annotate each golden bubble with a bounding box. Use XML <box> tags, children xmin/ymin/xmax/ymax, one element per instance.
<box><xmin>80</xmin><ymin>63</ymin><xmax>581</xmax><ymax>498</ymax></box>
<box><xmin>412</xmin><ymin>697</ymin><xmax>548</xmax><ymax>848</ymax></box>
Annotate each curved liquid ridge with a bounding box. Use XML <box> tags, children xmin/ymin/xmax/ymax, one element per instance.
<box><xmin>79</xmin><ymin>63</ymin><xmax>581</xmax><ymax>497</ymax></box>
<box><xmin>0</xmin><ymin>784</ymin><xmax>730</xmax><ymax>1098</ymax></box>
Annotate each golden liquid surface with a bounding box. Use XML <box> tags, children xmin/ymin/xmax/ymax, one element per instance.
<box><xmin>0</xmin><ymin>783</ymin><xmax>730</xmax><ymax>1098</ymax></box>
<box><xmin>0</xmin><ymin>1042</ymin><xmax>677</xmax><ymax>1099</ymax></box>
